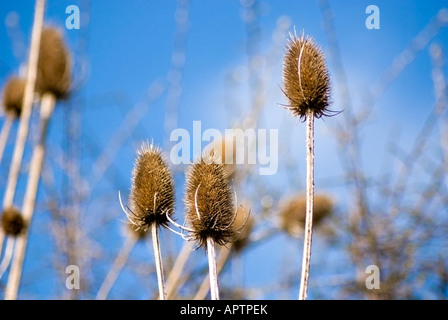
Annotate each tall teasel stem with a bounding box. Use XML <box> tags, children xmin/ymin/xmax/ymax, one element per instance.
<box><xmin>123</xmin><ymin>142</ymin><xmax>175</xmax><ymax>300</ymax></box>
<box><xmin>0</xmin><ymin>76</ymin><xmax>26</xmax><ymax>259</ymax></box>
<box><xmin>0</xmin><ymin>116</ymin><xmax>13</xmax><ymax>165</ymax></box>
<box><xmin>2</xmin><ymin>0</ymin><xmax>46</xmax><ymax>211</ymax></box>
<box><xmin>206</xmin><ymin>237</ymin><xmax>219</xmax><ymax>300</ymax></box>
<box><xmin>151</xmin><ymin>222</ymin><xmax>167</xmax><ymax>300</ymax></box>
<box><xmin>5</xmin><ymin>93</ymin><xmax>56</xmax><ymax>300</ymax></box>
<box><xmin>299</xmin><ymin>110</ymin><xmax>315</xmax><ymax>300</ymax></box>
<box><xmin>282</xmin><ymin>31</ymin><xmax>334</xmax><ymax>300</ymax></box>
<box><xmin>5</xmin><ymin>24</ymin><xmax>71</xmax><ymax>300</ymax></box>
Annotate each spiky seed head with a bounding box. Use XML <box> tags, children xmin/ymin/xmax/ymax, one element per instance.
<box><xmin>128</xmin><ymin>142</ymin><xmax>175</xmax><ymax>231</ymax></box>
<box><xmin>184</xmin><ymin>155</ymin><xmax>235</xmax><ymax>250</ymax></box>
<box><xmin>1</xmin><ymin>206</ymin><xmax>25</xmax><ymax>236</ymax></box>
<box><xmin>36</xmin><ymin>27</ymin><xmax>72</xmax><ymax>99</ymax></box>
<box><xmin>2</xmin><ymin>76</ymin><xmax>25</xmax><ymax>118</ymax></box>
<box><xmin>279</xmin><ymin>193</ymin><xmax>333</xmax><ymax>237</ymax></box>
<box><xmin>282</xmin><ymin>33</ymin><xmax>332</xmax><ymax>121</ymax></box>
<box><xmin>231</xmin><ymin>205</ymin><xmax>253</xmax><ymax>253</ymax></box>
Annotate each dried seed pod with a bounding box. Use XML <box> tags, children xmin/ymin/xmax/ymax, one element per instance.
<box><xmin>279</xmin><ymin>193</ymin><xmax>333</xmax><ymax>237</ymax></box>
<box><xmin>128</xmin><ymin>142</ymin><xmax>175</xmax><ymax>231</ymax></box>
<box><xmin>184</xmin><ymin>156</ymin><xmax>235</xmax><ymax>249</ymax></box>
<box><xmin>2</xmin><ymin>76</ymin><xmax>26</xmax><ymax>118</ymax></box>
<box><xmin>1</xmin><ymin>206</ymin><xmax>25</xmax><ymax>236</ymax></box>
<box><xmin>282</xmin><ymin>33</ymin><xmax>332</xmax><ymax>121</ymax></box>
<box><xmin>36</xmin><ymin>27</ymin><xmax>72</xmax><ymax>99</ymax></box>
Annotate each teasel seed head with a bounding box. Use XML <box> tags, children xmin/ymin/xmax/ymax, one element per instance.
<box><xmin>184</xmin><ymin>155</ymin><xmax>236</xmax><ymax>250</ymax></box>
<box><xmin>128</xmin><ymin>142</ymin><xmax>175</xmax><ymax>231</ymax></box>
<box><xmin>282</xmin><ymin>32</ymin><xmax>333</xmax><ymax>121</ymax></box>
<box><xmin>2</xmin><ymin>76</ymin><xmax>26</xmax><ymax>118</ymax></box>
<box><xmin>279</xmin><ymin>193</ymin><xmax>334</xmax><ymax>237</ymax></box>
<box><xmin>36</xmin><ymin>26</ymin><xmax>72</xmax><ymax>99</ymax></box>
<box><xmin>1</xmin><ymin>206</ymin><xmax>26</xmax><ymax>236</ymax></box>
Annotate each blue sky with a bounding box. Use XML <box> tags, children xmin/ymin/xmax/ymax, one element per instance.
<box><xmin>1</xmin><ymin>1</ymin><xmax>448</xmax><ymax>299</ymax></box>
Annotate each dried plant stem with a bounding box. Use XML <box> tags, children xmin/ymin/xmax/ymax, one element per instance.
<box><xmin>166</xmin><ymin>241</ymin><xmax>193</xmax><ymax>299</ymax></box>
<box><xmin>0</xmin><ymin>236</ymin><xmax>15</xmax><ymax>281</ymax></box>
<box><xmin>0</xmin><ymin>233</ymin><xmax>4</xmax><ymax>260</ymax></box>
<box><xmin>298</xmin><ymin>110</ymin><xmax>315</xmax><ymax>300</ymax></box>
<box><xmin>152</xmin><ymin>223</ymin><xmax>167</xmax><ymax>300</ymax></box>
<box><xmin>0</xmin><ymin>116</ymin><xmax>13</xmax><ymax>165</ymax></box>
<box><xmin>195</xmin><ymin>245</ymin><xmax>231</xmax><ymax>300</ymax></box>
<box><xmin>207</xmin><ymin>237</ymin><xmax>220</xmax><ymax>300</ymax></box>
<box><xmin>96</xmin><ymin>235</ymin><xmax>137</xmax><ymax>300</ymax></box>
<box><xmin>0</xmin><ymin>0</ymin><xmax>45</xmax><ymax>263</ymax></box>
<box><xmin>2</xmin><ymin>0</ymin><xmax>45</xmax><ymax>210</ymax></box>
<box><xmin>5</xmin><ymin>92</ymin><xmax>55</xmax><ymax>300</ymax></box>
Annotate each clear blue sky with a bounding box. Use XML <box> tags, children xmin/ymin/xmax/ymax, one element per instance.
<box><xmin>1</xmin><ymin>0</ymin><xmax>447</xmax><ymax>299</ymax></box>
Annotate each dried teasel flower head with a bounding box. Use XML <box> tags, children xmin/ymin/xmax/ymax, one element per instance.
<box><xmin>1</xmin><ymin>206</ymin><xmax>26</xmax><ymax>236</ymax></box>
<box><xmin>36</xmin><ymin>26</ymin><xmax>72</xmax><ymax>99</ymax></box>
<box><xmin>282</xmin><ymin>32</ymin><xmax>333</xmax><ymax>121</ymax></box>
<box><xmin>184</xmin><ymin>155</ymin><xmax>236</xmax><ymax>250</ymax></box>
<box><xmin>2</xmin><ymin>76</ymin><xmax>26</xmax><ymax>118</ymax></box>
<box><xmin>127</xmin><ymin>142</ymin><xmax>175</xmax><ymax>231</ymax></box>
<box><xmin>279</xmin><ymin>193</ymin><xmax>334</xmax><ymax>237</ymax></box>
<box><xmin>231</xmin><ymin>204</ymin><xmax>253</xmax><ymax>253</ymax></box>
